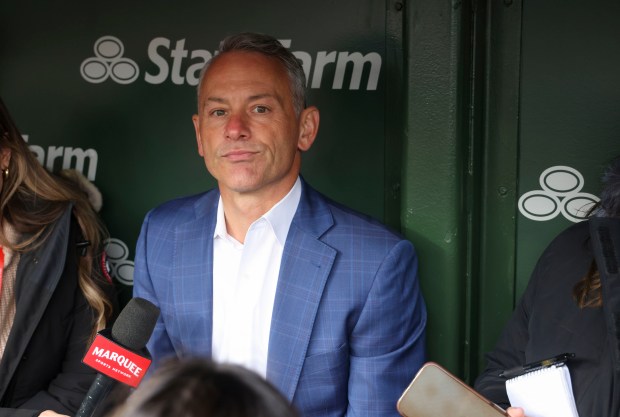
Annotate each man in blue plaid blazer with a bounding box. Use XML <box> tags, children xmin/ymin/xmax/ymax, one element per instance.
<box><xmin>133</xmin><ymin>32</ymin><xmax>426</xmax><ymax>417</ymax></box>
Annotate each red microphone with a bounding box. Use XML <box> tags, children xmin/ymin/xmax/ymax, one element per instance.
<box><xmin>81</xmin><ymin>328</ymin><xmax>152</xmax><ymax>388</ymax></box>
<box><xmin>76</xmin><ymin>297</ymin><xmax>160</xmax><ymax>417</ymax></box>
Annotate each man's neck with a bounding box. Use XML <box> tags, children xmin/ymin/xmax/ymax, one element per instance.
<box><xmin>219</xmin><ymin>178</ymin><xmax>299</xmax><ymax>243</ymax></box>
<box><xmin>221</xmin><ymin>198</ymin><xmax>267</xmax><ymax>243</ymax></box>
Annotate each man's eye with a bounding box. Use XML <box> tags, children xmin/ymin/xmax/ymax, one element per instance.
<box><xmin>211</xmin><ymin>109</ymin><xmax>226</xmax><ymax>117</ymax></box>
<box><xmin>253</xmin><ymin>106</ymin><xmax>269</xmax><ymax>114</ymax></box>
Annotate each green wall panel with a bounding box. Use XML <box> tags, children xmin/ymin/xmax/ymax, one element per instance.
<box><xmin>1</xmin><ymin>0</ymin><xmax>394</xmax><ymax>304</ymax></box>
<box><xmin>403</xmin><ymin>0</ymin><xmax>469</xmax><ymax>375</ymax></box>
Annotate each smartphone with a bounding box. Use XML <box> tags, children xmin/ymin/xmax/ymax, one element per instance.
<box><xmin>397</xmin><ymin>362</ymin><xmax>508</xmax><ymax>417</ymax></box>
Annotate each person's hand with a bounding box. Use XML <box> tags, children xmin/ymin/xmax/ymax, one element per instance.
<box><xmin>39</xmin><ymin>411</ymin><xmax>70</xmax><ymax>417</ymax></box>
<box><xmin>506</xmin><ymin>407</ymin><xmax>526</xmax><ymax>417</ymax></box>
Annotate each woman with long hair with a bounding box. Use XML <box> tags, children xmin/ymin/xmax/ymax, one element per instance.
<box><xmin>475</xmin><ymin>156</ymin><xmax>620</xmax><ymax>417</ymax></box>
<box><xmin>0</xmin><ymin>96</ymin><xmax>116</xmax><ymax>416</ymax></box>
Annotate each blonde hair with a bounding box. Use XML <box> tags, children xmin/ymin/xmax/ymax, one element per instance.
<box><xmin>0</xmin><ymin>97</ymin><xmax>113</xmax><ymax>340</ymax></box>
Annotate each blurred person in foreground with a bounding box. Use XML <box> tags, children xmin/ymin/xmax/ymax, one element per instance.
<box><xmin>0</xmin><ymin>96</ymin><xmax>116</xmax><ymax>417</ymax></box>
<box><xmin>133</xmin><ymin>32</ymin><xmax>427</xmax><ymax>416</ymax></box>
<box><xmin>107</xmin><ymin>358</ymin><xmax>299</xmax><ymax>417</ymax></box>
<box><xmin>475</xmin><ymin>156</ymin><xmax>620</xmax><ymax>417</ymax></box>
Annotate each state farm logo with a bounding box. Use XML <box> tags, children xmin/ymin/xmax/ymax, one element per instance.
<box><xmin>104</xmin><ymin>238</ymin><xmax>134</xmax><ymax>286</ymax></box>
<box><xmin>80</xmin><ymin>36</ymin><xmax>140</xmax><ymax>84</ymax></box>
<box><xmin>518</xmin><ymin>165</ymin><xmax>599</xmax><ymax>223</ymax></box>
<box><xmin>81</xmin><ymin>35</ymin><xmax>383</xmax><ymax>90</ymax></box>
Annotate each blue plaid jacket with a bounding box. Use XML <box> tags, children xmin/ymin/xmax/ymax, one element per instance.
<box><xmin>133</xmin><ymin>179</ymin><xmax>426</xmax><ymax>416</ymax></box>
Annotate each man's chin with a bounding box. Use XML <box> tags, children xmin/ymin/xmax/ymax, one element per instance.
<box><xmin>219</xmin><ymin>177</ymin><xmax>262</xmax><ymax>195</ymax></box>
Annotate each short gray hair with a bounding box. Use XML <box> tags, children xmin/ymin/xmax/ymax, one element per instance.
<box><xmin>196</xmin><ymin>32</ymin><xmax>307</xmax><ymax>116</ymax></box>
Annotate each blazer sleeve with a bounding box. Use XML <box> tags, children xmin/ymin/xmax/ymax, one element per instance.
<box><xmin>347</xmin><ymin>239</ymin><xmax>427</xmax><ymax>416</ymax></box>
<box><xmin>132</xmin><ymin>209</ymin><xmax>176</xmax><ymax>372</ymax></box>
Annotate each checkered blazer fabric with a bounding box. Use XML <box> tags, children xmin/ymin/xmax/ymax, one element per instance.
<box><xmin>133</xmin><ymin>179</ymin><xmax>427</xmax><ymax>417</ymax></box>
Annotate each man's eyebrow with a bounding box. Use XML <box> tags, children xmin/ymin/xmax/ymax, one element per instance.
<box><xmin>205</xmin><ymin>96</ymin><xmax>227</xmax><ymax>104</ymax></box>
<box><xmin>248</xmin><ymin>93</ymin><xmax>284</xmax><ymax>106</ymax></box>
<box><xmin>248</xmin><ymin>93</ymin><xmax>273</xmax><ymax>100</ymax></box>
<box><xmin>200</xmin><ymin>96</ymin><xmax>227</xmax><ymax>112</ymax></box>
<box><xmin>202</xmin><ymin>93</ymin><xmax>284</xmax><ymax>107</ymax></box>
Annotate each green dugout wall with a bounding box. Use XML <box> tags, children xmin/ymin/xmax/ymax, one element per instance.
<box><xmin>1</xmin><ymin>0</ymin><xmax>619</xmax><ymax>383</ymax></box>
<box><xmin>405</xmin><ymin>0</ymin><xmax>620</xmax><ymax>380</ymax></box>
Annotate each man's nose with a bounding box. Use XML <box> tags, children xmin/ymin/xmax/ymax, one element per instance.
<box><xmin>224</xmin><ymin>113</ymin><xmax>250</xmax><ymax>140</ymax></box>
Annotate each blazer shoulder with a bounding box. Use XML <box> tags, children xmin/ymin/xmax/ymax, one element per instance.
<box><xmin>301</xmin><ymin>183</ymin><xmax>406</xmax><ymax>245</ymax></box>
<box><xmin>145</xmin><ymin>189</ymin><xmax>218</xmax><ymax>224</ymax></box>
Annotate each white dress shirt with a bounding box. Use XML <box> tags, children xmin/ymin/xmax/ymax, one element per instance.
<box><xmin>211</xmin><ymin>177</ymin><xmax>301</xmax><ymax>377</ymax></box>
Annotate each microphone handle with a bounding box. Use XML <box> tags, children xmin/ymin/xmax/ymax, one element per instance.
<box><xmin>75</xmin><ymin>373</ymin><xmax>115</xmax><ymax>417</ymax></box>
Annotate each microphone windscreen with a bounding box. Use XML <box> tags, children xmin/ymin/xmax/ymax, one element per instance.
<box><xmin>111</xmin><ymin>297</ymin><xmax>160</xmax><ymax>351</ymax></box>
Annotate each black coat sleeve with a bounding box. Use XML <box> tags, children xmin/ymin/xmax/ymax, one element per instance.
<box><xmin>473</xmin><ymin>240</ymin><xmax>547</xmax><ymax>408</ymax></box>
<box><xmin>0</xmin><ymin>212</ymin><xmax>117</xmax><ymax>416</ymax></box>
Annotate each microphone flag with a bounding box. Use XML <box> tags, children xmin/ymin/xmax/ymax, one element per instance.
<box><xmin>82</xmin><ymin>328</ymin><xmax>152</xmax><ymax>388</ymax></box>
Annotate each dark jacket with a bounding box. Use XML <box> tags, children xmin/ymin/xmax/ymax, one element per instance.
<box><xmin>0</xmin><ymin>205</ymin><xmax>113</xmax><ymax>417</ymax></box>
<box><xmin>475</xmin><ymin>220</ymin><xmax>620</xmax><ymax>417</ymax></box>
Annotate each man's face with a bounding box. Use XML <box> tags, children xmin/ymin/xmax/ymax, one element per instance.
<box><xmin>193</xmin><ymin>51</ymin><xmax>317</xmax><ymax>201</ymax></box>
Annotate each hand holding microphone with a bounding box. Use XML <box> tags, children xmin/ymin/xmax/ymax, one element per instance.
<box><xmin>75</xmin><ymin>297</ymin><xmax>160</xmax><ymax>417</ymax></box>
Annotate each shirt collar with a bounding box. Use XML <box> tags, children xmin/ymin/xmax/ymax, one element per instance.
<box><xmin>213</xmin><ymin>177</ymin><xmax>302</xmax><ymax>246</ymax></box>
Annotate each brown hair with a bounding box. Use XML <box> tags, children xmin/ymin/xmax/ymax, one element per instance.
<box><xmin>573</xmin><ymin>260</ymin><xmax>602</xmax><ymax>308</ymax></box>
<box><xmin>107</xmin><ymin>358</ymin><xmax>300</xmax><ymax>417</ymax></box>
<box><xmin>0</xmin><ymin>96</ymin><xmax>113</xmax><ymax>339</ymax></box>
<box><xmin>573</xmin><ymin>156</ymin><xmax>620</xmax><ymax>308</ymax></box>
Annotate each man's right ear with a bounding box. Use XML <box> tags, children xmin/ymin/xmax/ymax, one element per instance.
<box><xmin>192</xmin><ymin>114</ymin><xmax>205</xmax><ymax>157</ymax></box>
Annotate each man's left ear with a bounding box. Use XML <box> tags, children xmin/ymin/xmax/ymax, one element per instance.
<box><xmin>297</xmin><ymin>106</ymin><xmax>319</xmax><ymax>152</ymax></box>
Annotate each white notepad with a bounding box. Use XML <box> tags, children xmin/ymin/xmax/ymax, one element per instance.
<box><xmin>505</xmin><ymin>364</ymin><xmax>579</xmax><ymax>417</ymax></box>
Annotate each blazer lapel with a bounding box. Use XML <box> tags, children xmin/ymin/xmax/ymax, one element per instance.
<box><xmin>267</xmin><ymin>182</ymin><xmax>337</xmax><ymax>400</ymax></box>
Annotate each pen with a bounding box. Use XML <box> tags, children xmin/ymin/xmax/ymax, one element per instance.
<box><xmin>499</xmin><ymin>352</ymin><xmax>575</xmax><ymax>379</ymax></box>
